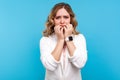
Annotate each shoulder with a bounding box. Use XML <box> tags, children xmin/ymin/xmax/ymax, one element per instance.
<box><xmin>40</xmin><ymin>36</ymin><xmax>50</xmax><ymax>43</ymax></box>
<box><xmin>40</xmin><ymin>34</ymin><xmax>55</xmax><ymax>44</ymax></box>
<box><xmin>73</xmin><ymin>34</ymin><xmax>87</xmax><ymax>46</ymax></box>
<box><xmin>40</xmin><ymin>36</ymin><xmax>49</xmax><ymax>41</ymax></box>
<box><xmin>74</xmin><ymin>33</ymin><xmax>86</xmax><ymax>40</ymax></box>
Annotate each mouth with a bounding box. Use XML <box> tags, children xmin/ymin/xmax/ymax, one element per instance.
<box><xmin>60</xmin><ymin>25</ymin><xmax>66</xmax><ymax>27</ymax></box>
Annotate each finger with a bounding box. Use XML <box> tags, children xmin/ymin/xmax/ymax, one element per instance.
<box><xmin>54</xmin><ymin>25</ymin><xmax>59</xmax><ymax>33</ymax></box>
<box><xmin>63</xmin><ymin>26</ymin><xmax>67</xmax><ymax>31</ymax></box>
<box><xmin>67</xmin><ymin>24</ymin><xmax>72</xmax><ymax>29</ymax></box>
<box><xmin>65</xmin><ymin>24</ymin><xmax>69</xmax><ymax>29</ymax></box>
<box><xmin>70</xmin><ymin>24</ymin><xmax>73</xmax><ymax>29</ymax></box>
<box><xmin>54</xmin><ymin>25</ymin><xmax>59</xmax><ymax>30</ymax></box>
<box><xmin>67</xmin><ymin>24</ymin><xmax>72</xmax><ymax>30</ymax></box>
<box><xmin>54</xmin><ymin>27</ymin><xmax>57</xmax><ymax>33</ymax></box>
<box><xmin>60</xmin><ymin>27</ymin><xmax>64</xmax><ymax>33</ymax></box>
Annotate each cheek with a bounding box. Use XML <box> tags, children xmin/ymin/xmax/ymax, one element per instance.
<box><xmin>65</xmin><ymin>19</ymin><xmax>70</xmax><ymax>24</ymax></box>
<box><xmin>66</xmin><ymin>18</ymin><xmax>70</xmax><ymax>22</ymax></box>
<box><xmin>54</xmin><ymin>20</ymin><xmax>59</xmax><ymax>25</ymax></box>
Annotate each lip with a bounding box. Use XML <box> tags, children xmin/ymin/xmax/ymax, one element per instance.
<box><xmin>60</xmin><ymin>25</ymin><xmax>66</xmax><ymax>27</ymax></box>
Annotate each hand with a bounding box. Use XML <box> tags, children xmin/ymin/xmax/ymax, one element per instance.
<box><xmin>54</xmin><ymin>25</ymin><xmax>64</xmax><ymax>41</ymax></box>
<box><xmin>63</xmin><ymin>24</ymin><xmax>73</xmax><ymax>38</ymax></box>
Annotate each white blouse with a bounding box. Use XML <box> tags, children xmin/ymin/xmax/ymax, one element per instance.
<box><xmin>40</xmin><ymin>34</ymin><xmax>87</xmax><ymax>80</ymax></box>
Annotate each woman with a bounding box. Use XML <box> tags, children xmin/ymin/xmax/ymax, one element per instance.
<box><xmin>40</xmin><ymin>2</ymin><xmax>87</xmax><ymax>80</ymax></box>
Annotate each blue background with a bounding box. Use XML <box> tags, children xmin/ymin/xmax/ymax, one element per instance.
<box><xmin>0</xmin><ymin>0</ymin><xmax>120</xmax><ymax>80</ymax></box>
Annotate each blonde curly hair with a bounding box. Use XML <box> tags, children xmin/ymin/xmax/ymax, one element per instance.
<box><xmin>43</xmin><ymin>2</ymin><xmax>79</xmax><ymax>37</ymax></box>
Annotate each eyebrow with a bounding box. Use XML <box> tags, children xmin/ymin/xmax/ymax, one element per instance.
<box><xmin>56</xmin><ymin>14</ymin><xmax>69</xmax><ymax>16</ymax></box>
<box><xmin>55</xmin><ymin>15</ymin><xmax>70</xmax><ymax>18</ymax></box>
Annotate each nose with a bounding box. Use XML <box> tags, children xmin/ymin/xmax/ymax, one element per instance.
<box><xmin>60</xmin><ymin>18</ymin><xmax>65</xmax><ymax>24</ymax></box>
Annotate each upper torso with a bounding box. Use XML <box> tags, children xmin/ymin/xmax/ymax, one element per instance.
<box><xmin>40</xmin><ymin>34</ymin><xmax>87</xmax><ymax>80</ymax></box>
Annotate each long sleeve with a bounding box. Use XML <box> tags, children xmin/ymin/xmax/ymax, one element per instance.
<box><xmin>68</xmin><ymin>34</ymin><xmax>88</xmax><ymax>69</ymax></box>
<box><xmin>39</xmin><ymin>37</ymin><xmax>60</xmax><ymax>71</ymax></box>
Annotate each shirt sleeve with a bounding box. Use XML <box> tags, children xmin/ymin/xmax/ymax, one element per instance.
<box><xmin>68</xmin><ymin>34</ymin><xmax>88</xmax><ymax>69</ymax></box>
<box><xmin>39</xmin><ymin>37</ymin><xmax>60</xmax><ymax>71</ymax></box>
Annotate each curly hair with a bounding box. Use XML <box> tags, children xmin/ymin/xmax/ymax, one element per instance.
<box><xmin>43</xmin><ymin>2</ymin><xmax>79</xmax><ymax>37</ymax></box>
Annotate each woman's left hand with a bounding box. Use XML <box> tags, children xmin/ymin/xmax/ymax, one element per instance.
<box><xmin>63</xmin><ymin>24</ymin><xmax>73</xmax><ymax>38</ymax></box>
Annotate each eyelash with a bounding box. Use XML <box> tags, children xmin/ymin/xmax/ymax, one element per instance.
<box><xmin>55</xmin><ymin>16</ymin><xmax>60</xmax><ymax>19</ymax></box>
<box><xmin>64</xmin><ymin>16</ymin><xmax>69</xmax><ymax>19</ymax></box>
<box><xmin>55</xmin><ymin>16</ymin><xmax>69</xmax><ymax>19</ymax></box>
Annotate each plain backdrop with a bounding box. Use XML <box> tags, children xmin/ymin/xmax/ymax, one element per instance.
<box><xmin>0</xmin><ymin>0</ymin><xmax>120</xmax><ymax>80</ymax></box>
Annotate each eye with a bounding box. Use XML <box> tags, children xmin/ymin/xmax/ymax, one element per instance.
<box><xmin>64</xmin><ymin>16</ymin><xmax>69</xmax><ymax>19</ymax></box>
<box><xmin>55</xmin><ymin>16</ymin><xmax>61</xmax><ymax>19</ymax></box>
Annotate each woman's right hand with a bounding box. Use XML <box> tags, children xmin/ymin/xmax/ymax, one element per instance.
<box><xmin>54</xmin><ymin>25</ymin><xmax>64</xmax><ymax>41</ymax></box>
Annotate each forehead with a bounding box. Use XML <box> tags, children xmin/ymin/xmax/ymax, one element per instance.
<box><xmin>56</xmin><ymin>8</ymin><xmax>70</xmax><ymax>16</ymax></box>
